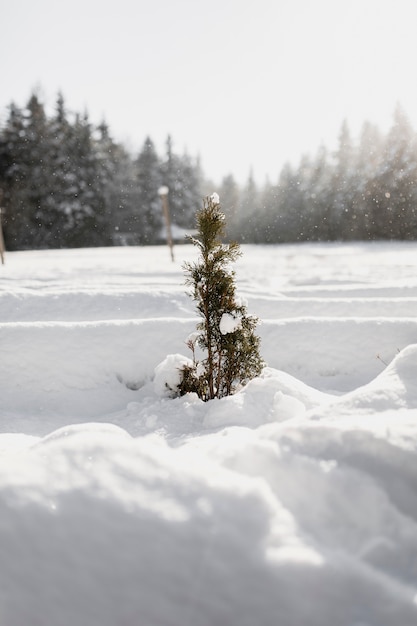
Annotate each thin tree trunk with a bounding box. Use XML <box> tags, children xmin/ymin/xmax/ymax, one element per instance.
<box><xmin>202</xmin><ymin>284</ymin><xmax>215</xmax><ymax>400</ymax></box>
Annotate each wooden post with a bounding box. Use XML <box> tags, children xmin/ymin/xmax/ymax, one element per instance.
<box><xmin>0</xmin><ymin>189</ymin><xmax>5</xmax><ymax>265</ymax></box>
<box><xmin>158</xmin><ymin>186</ymin><xmax>175</xmax><ymax>262</ymax></box>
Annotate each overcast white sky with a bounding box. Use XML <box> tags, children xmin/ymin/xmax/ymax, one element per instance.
<box><xmin>2</xmin><ymin>0</ymin><xmax>417</xmax><ymax>184</ymax></box>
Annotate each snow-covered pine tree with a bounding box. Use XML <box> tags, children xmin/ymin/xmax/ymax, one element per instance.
<box><xmin>135</xmin><ymin>137</ymin><xmax>163</xmax><ymax>245</ymax></box>
<box><xmin>179</xmin><ymin>193</ymin><xmax>264</xmax><ymax>401</ymax></box>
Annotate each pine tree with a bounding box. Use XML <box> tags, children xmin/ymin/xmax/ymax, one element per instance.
<box><xmin>0</xmin><ymin>102</ymin><xmax>30</xmax><ymax>249</ymax></box>
<box><xmin>63</xmin><ymin>112</ymin><xmax>107</xmax><ymax>247</ymax></box>
<box><xmin>308</xmin><ymin>145</ymin><xmax>333</xmax><ymax>241</ymax></box>
<box><xmin>237</xmin><ymin>170</ymin><xmax>259</xmax><ymax>242</ymax></box>
<box><xmin>275</xmin><ymin>162</ymin><xmax>305</xmax><ymax>242</ymax></box>
<box><xmin>218</xmin><ymin>174</ymin><xmax>240</xmax><ymax>239</ymax></box>
<box><xmin>99</xmin><ymin>135</ymin><xmax>137</xmax><ymax>244</ymax></box>
<box><xmin>135</xmin><ymin>137</ymin><xmax>163</xmax><ymax>244</ymax></box>
<box><xmin>179</xmin><ymin>194</ymin><xmax>264</xmax><ymax>401</ymax></box>
<box><xmin>328</xmin><ymin>119</ymin><xmax>355</xmax><ymax>240</ymax></box>
<box><xmin>0</xmin><ymin>94</ymin><xmax>55</xmax><ymax>249</ymax></box>
<box><xmin>257</xmin><ymin>178</ymin><xmax>279</xmax><ymax>243</ymax></box>
<box><xmin>371</xmin><ymin>106</ymin><xmax>417</xmax><ymax>239</ymax></box>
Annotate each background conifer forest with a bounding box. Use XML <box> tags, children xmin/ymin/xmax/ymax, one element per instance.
<box><xmin>1</xmin><ymin>90</ymin><xmax>416</xmax><ymax>250</ymax></box>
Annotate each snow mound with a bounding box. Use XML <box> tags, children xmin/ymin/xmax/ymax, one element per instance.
<box><xmin>313</xmin><ymin>344</ymin><xmax>417</xmax><ymax>418</ymax></box>
<box><xmin>261</xmin><ymin>317</ymin><xmax>417</xmax><ymax>392</ymax></box>
<box><xmin>0</xmin><ymin>426</ymin><xmax>319</xmax><ymax>626</ymax></box>
<box><xmin>201</xmin><ymin>366</ymin><xmax>331</xmax><ymax>430</ymax></box>
<box><xmin>153</xmin><ymin>353</ymin><xmax>193</xmax><ymax>397</ymax></box>
<box><xmin>2</xmin><ymin>423</ymin><xmax>417</xmax><ymax>625</ymax></box>
<box><xmin>204</xmin><ymin>374</ymin><xmax>308</xmax><ymax>429</ymax></box>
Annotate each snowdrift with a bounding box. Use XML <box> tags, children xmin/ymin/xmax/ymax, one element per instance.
<box><xmin>1</xmin><ymin>242</ymin><xmax>417</xmax><ymax>626</ymax></box>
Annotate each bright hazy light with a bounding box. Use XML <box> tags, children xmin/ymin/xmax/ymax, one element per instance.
<box><xmin>2</xmin><ymin>0</ymin><xmax>417</xmax><ymax>183</ymax></box>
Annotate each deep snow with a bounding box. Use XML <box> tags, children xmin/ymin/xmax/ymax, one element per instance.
<box><xmin>1</xmin><ymin>241</ymin><xmax>417</xmax><ymax>626</ymax></box>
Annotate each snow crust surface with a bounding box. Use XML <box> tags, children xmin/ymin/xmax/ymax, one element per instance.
<box><xmin>1</xmin><ymin>242</ymin><xmax>417</xmax><ymax>625</ymax></box>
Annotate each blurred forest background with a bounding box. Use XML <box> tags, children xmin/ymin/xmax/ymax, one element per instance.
<box><xmin>1</xmin><ymin>90</ymin><xmax>416</xmax><ymax>250</ymax></box>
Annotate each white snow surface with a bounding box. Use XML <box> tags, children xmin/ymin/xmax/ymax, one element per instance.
<box><xmin>2</xmin><ymin>241</ymin><xmax>417</xmax><ymax>625</ymax></box>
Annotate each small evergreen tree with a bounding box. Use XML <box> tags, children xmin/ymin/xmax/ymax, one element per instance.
<box><xmin>179</xmin><ymin>193</ymin><xmax>264</xmax><ymax>401</ymax></box>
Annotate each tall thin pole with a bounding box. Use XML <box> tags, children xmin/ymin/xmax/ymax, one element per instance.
<box><xmin>158</xmin><ymin>186</ymin><xmax>174</xmax><ymax>262</ymax></box>
<box><xmin>0</xmin><ymin>190</ymin><xmax>5</xmax><ymax>265</ymax></box>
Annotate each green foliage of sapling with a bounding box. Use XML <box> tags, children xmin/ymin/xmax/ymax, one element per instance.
<box><xmin>179</xmin><ymin>193</ymin><xmax>265</xmax><ymax>401</ymax></box>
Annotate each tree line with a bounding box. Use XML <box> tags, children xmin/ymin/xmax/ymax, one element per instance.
<box><xmin>1</xmin><ymin>90</ymin><xmax>416</xmax><ymax>250</ymax></box>
<box><xmin>221</xmin><ymin>106</ymin><xmax>417</xmax><ymax>244</ymax></box>
<box><xmin>0</xmin><ymin>91</ymin><xmax>202</xmax><ymax>249</ymax></box>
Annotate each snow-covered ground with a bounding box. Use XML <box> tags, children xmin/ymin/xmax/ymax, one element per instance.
<box><xmin>2</xmin><ymin>241</ymin><xmax>417</xmax><ymax>626</ymax></box>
